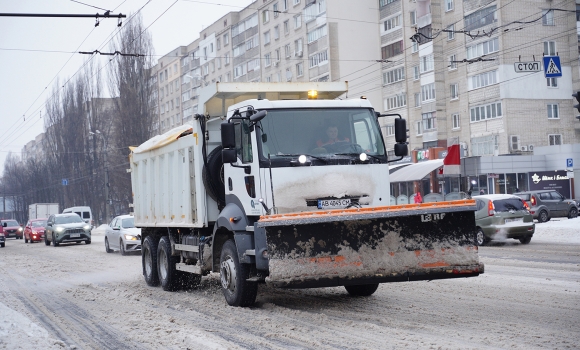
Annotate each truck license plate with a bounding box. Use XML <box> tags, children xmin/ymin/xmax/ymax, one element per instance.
<box><xmin>70</xmin><ymin>233</ymin><xmax>80</xmax><ymax>238</ymax></box>
<box><xmin>318</xmin><ymin>198</ymin><xmax>351</xmax><ymax>209</ymax></box>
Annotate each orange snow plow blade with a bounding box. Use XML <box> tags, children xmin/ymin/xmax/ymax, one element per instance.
<box><xmin>255</xmin><ymin>200</ymin><xmax>484</xmax><ymax>288</ymax></box>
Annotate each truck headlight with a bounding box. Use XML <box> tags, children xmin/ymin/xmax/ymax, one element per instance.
<box><xmin>124</xmin><ymin>234</ymin><xmax>137</xmax><ymax>241</ymax></box>
<box><xmin>55</xmin><ymin>226</ymin><xmax>65</xmax><ymax>233</ymax></box>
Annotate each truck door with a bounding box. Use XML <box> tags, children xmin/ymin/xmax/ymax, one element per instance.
<box><xmin>224</xmin><ymin>118</ymin><xmax>262</xmax><ymax>216</ymax></box>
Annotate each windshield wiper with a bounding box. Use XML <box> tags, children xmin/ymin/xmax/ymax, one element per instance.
<box><xmin>336</xmin><ymin>153</ymin><xmax>384</xmax><ymax>163</ymax></box>
<box><xmin>278</xmin><ymin>153</ymin><xmax>328</xmax><ymax>163</ymax></box>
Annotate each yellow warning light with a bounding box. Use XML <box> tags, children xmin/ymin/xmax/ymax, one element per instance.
<box><xmin>307</xmin><ymin>90</ymin><xmax>318</xmax><ymax>99</ymax></box>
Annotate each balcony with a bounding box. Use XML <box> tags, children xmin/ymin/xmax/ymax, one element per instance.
<box><xmin>423</xmin><ymin>129</ymin><xmax>437</xmax><ymax>142</ymax></box>
<box><xmin>417</xmin><ymin>13</ymin><xmax>431</xmax><ymax>29</ymax></box>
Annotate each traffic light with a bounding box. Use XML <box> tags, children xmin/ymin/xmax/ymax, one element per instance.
<box><xmin>573</xmin><ymin>91</ymin><xmax>580</xmax><ymax>113</ymax></box>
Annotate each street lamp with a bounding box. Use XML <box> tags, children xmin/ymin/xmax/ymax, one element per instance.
<box><xmin>89</xmin><ymin>130</ymin><xmax>109</xmax><ymax>224</ymax></box>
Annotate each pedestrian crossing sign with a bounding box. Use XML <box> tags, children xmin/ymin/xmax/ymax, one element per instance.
<box><xmin>543</xmin><ymin>56</ymin><xmax>562</xmax><ymax>78</ymax></box>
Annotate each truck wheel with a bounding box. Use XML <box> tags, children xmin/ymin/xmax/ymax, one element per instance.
<box><xmin>157</xmin><ymin>236</ymin><xmax>181</xmax><ymax>291</ymax></box>
<box><xmin>202</xmin><ymin>145</ymin><xmax>225</xmax><ymax>206</ymax></box>
<box><xmin>538</xmin><ymin>210</ymin><xmax>549</xmax><ymax>223</ymax></box>
<box><xmin>345</xmin><ymin>284</ymin><xmax>379</xmax><ymax>297</ymax></box>
<box><xmin>519</xmin><ymin>236</ymin><xmax>532</xmax><ymax>244</ymax></box>
<box><xmin>568</xmin><ymin>208</ymin><xmax>578</xmax><ymax>219</ymax></box>
<box><xmin>476</xmin><ymin>228</ymin><xmax>488</xmax><ymax>246</ymax></box>
<box><xmin>120</xmin><ymin>239</ymin><xmax>127</xmax><ymax>256</ymax></box>
<box><xmin>220</xmin><ymin>239</ymin><xmax>258</xmax><ymax>307</ymax></box>
<box><xmin>105</xmin><ymin>237</ymin><xmax>112</xmax><ymax>253</ymax></box>
<box><xmin>52</xmin><ymin>234</ymin><xmax>59</xmax><ymax>247</ymax></box>
<box><xmin>142</xmin><ymin>236</ymin><xmax>160</xmax><ymax>286</ymax></box>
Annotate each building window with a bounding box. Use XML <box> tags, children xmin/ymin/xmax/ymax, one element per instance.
<box><xmin>225</xmin><ymin>53</ymin><xmax>230</xmax><ymax>65</ymax></box>
<box><xmin>421</xmin><ymin>83</ymin><xmax>435</xmax><ymax>102</ymax></box>
<box><xmin>383</xmin><ymin>67</ymin><xmax>405</xmax><ymax>85</ymax></box>
<box><xmin>413</xmin><ymin>66</ymin><xmax>420</xmax><ymax>80</ymax></box>
<box><xmin>416</xmin><ymin>121</ymin><xmax>423</xmax><ymax>136</ymax></box>
<box><xmin>217</xmin><ymin>38</ymin><xmax>221</xmax><ymax>50</ymax></box>
<box><xmin>542</xmin><ymin>10</ymin><xmax>554</xmax><ymax>26</ymax></box>
<box><xmin>379</xmin><ymin>0</ymin><xmax>396</xmax><ymax>6</ymax></box>
<box><xmin>247</xmin><ymin>58</ymin><xmax>260</xmax><ymax>72</ymax></box>
<box><xmin>265</xmin><ymin>53</ymin><xmax>271</xmax><ymax>66</ymax></box>
<box><xmin>282</xmin><ymin>0</ymin><xmax>288</xmax><ymax>11</ymax></box>
<box><xmin>470</xmin><ymin>101</ymin><xmax>502</xmax><ymax>122</ymax></box>
<box><xmin>445</xmin><ymin>0</ymin><xmax>453</xmax><ymax>12</ymax></box>
<box><xmin>293</xmin><ymin>0</ymin><xmax>300</xmax><ymax>5</ymax></box>
<box><xmin>309</xmin><ymin>50</ymin><xmax>328</xmax><ymax>68</ymax></box>
<box><xmin>284</xmin><ymin>20</ymin><xmax>289</xmax><ymax>35</ymax></box>
<box><xmin>384</xmin><ymin>93</ymin><xmax>407</xmax><ymax>111</ymax></box>
<box><xmin>468</xmin><ymin>70</ymin><xmax>498</xmax><ymax>90</ymax></box>
<box><xmin>422</xmin><ymin>112</ymin><xmax>437</xmax><ymax>131</ymax></box>
<box><xmin>547</xmin><ymin>104</ymin><xmax>559</xmax><ymax>119</ymax></box>
<box><xmin>294</xmin><ymin>14</ymin><xmax>302</xmax><ymax>28</ymax></box>
<box><xmin>450</xmin><ymin>83</ymin><xmax>459</xmax><ymax>99</ymax></box>
<box><xmin>471</xmin><ymin>135</ymin><xmax>497</xmax><ymax>156</ymax></box>
<box><xmin>464</xmin><ymin>6</ymin><xmax>497</xmax><ymax>31</ymax></box>
<box><xmin>381</xmin><ymin>40</ymin><xmax>404</xmax><ymax>59</ymax></box>
<box><xmin>296</xmin><ymin>62</ymin><xmax>304</xmax><ymax>77</ymax></box>
<box><xmin>285</xmin><ymin>68</ymin><xmax>292</xmax><ymax>81</ymax></box>
<box><xmin>262</xmin><ymin>10</ymin><xmax>269</xmax><ymax>23</ymax></box>
<box><xmin>273</xmin><ymin>3</ymin><xmax>279</xmax><ymax>17</ymax></box>
<box><xmin>385</xmin><ymin>124</ymin><xmax>395</xmax><ymax>136</ymax></box>
<box><xmin>307</xmin><ymin>25</ymin><xmax>327</xmax><ymax>43</ymax></box>
<box><xmin>547</xmin><ymin>78</ymin><xmax>558</xmax><ymax>87</ymax></box>
<box><xmin>224</xmin><ymin>33</ymin><xmax>229</xmax><ymax>45</ymax></box>
<box><xmin>449</xmin><ymin>54</ymin><xmax>457</xmax><ymax>70</ymax></box>
<box><xmin>285</xmin><ymin>44</ymin><xmax>291</xmax><ymax>58</ymax></box>
<box><xmin>264</xmin><ymin>31</ymin><xmax>271</xmax><ymax>44</ymax></box>
<box><xmin>414</xmin><ymin>92</ymin><xmax>421</xmax><ymax>107</ymax></box>
<box><xmin>420</xmin><ymin>54</ymin><xmax>434</xmax><ymax>73</ymax></box>
<box><xmin>412</xmin><ymin>41</ymin><xmax>419</xmax><ymax>53</ymax></box>
<box><xmin>452</xmin><ymin>113</ymin><xmax>460</xmax><ymax>129</ymax></box>
<box><xmin>447</xmin><ymin>24</ymin><xmax>455</xmax><ymax>40</ymax></box>
<box><xmin>383</xmin><ymin>14</ymin><xmax>401</xmax><ymax>32</ymax></box>
<box><xmin>274</xmin><ymin>26</ymin><xmax>280</xmax><ymax>40</ymax></box>
<box><xmin>466</xmin><ymin>37</ymin><xmax>499</xmax><ymax>59</ymax></box>
<box><xmin>410</xmin><ymin>11</ymin><xmax>416</xmax><ymax>26</ymax></box>
<box><xmin>275</xmin><ymin>48</ymin><xmax>281</xmax><ymax>61</ymax></box>
<box><xmin>294</xmin><ymin>38</ymin><xmax>303</xmax><ymax>54</ymax></box>
<box><xmin>549</xmin><ymin>134</ymin><xmax>562</xmax><ymax>145</ymax></box>
<box><xmin>544</xmin><ymin>41</ymin><xmax>556</xmax><ymax>55</ymax></box>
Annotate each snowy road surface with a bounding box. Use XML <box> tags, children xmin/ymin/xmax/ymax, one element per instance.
<box><xmin>0</xmin><ymin>218</ymin><xmax>578</xmax><ymax>349</ymax></box>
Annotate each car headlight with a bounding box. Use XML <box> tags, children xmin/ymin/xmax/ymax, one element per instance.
<box><xmin>55</xmin><ymin>226</ymin><xmax>65</xmax><ymax>233</ymax></box>
<box><xmin>83</xmin><ymin>225</ymin><xmax>90</xmax><ymax>230</ymax></box>
<box><xmin>124</xmin><ymin>234</ymin><xmax>137</xmax><ymax>241</ymax></box>
<box><xmin>18</xmin><ymin>227</ymin><xmax>23</xmax><ymax>232</ymax></box>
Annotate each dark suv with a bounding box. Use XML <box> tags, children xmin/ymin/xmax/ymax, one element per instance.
<box><xmin>514</xmin><ymin>190</ymin><xmax>578</xmax><ymax>223</ymax></box>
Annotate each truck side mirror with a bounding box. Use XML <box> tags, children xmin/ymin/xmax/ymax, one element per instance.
<box><xmin>222</xmin><ymin>149</ymin><xmax>237</xmax><ymax>163</ymax></box>
<box><xmin>394</xmin><ymin>143</ymin><xmax>408</xmax><ymax>157</ymax></box>
<box><xmin>394</xmin><ymin>118</ymin><xmax>407</xmax><ymax>143</ymax></box>
<box><xmin>221</xmin><ymin>122</ymin><xmax>235</xmax><ymax>149</ymax></box>
<box><xmin>250</xmin><ymin>110</ymin><xmax>267</xmax><ymax>123</ymax></box>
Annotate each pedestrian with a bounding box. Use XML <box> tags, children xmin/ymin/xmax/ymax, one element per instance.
<box><xmin>480</xmin><ymin>189</ymin><xmax>485</xmax><ymax>195</ymax></box>
<box><xmin>414</xmin><ymin>191</ymin><xmax>423</xmax><ymax>204</ymax></box>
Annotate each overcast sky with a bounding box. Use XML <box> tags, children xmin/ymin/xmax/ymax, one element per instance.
<box><xmin>0</xmin><ymin>0</ymin><xmax>254</xmax><ymax>172</ymax></box>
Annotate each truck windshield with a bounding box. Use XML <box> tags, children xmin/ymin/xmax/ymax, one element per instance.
<box><xmin>258</xmin><ymin>108</ymin><xmax>385</xmax><ymax>160</ymax></box>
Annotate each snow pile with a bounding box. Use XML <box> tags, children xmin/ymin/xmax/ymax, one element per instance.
<box><xmin>0</xmin><ymin>302</ymin><xmax>62</xmax><ymax>349</ymax></box>
<box><xmin>91</xmin><ymin>224</ymin><xmax>109</xmax><ymax>235</ymax></box>
<box><xmin>532</xmin><ymin>218</ymin><xmax>580</xmax><ymax>244</ymax></box>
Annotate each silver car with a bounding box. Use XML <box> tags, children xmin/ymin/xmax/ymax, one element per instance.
<box><xmin>104</xmin><ymin>215</ymin><xmax>141</xmax><ymax>255</ymax></box>
<box><xmin>45</xmin><ymin>213</ymin><xmax>92</xmax><ymax>246</ymax></box>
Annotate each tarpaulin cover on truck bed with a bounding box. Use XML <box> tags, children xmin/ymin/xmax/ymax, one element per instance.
<box><xmin>131</xmin><ymin>124</ymin><xmax>193</xmax><ymax>154</ymax></box>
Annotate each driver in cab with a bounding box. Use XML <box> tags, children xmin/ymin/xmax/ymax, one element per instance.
<box><xmin>315</xmin><ymin>124</ymin><xmax>349</xmax><ymax>149</ymax></box>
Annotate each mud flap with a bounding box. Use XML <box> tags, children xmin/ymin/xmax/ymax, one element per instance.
<box><xmin>257</xmin><ymin>201</ymin><xmax>483</xmax><ymax>288</ymax></box>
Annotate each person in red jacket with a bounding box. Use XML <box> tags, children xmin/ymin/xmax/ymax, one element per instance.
<box><xmin>414</xmin><ymin>191</ymin><xmax>423</xmax><ymax>204</ymax></box>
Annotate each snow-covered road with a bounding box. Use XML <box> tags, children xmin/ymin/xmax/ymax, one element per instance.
<box><xmin>0</xmin><ymin>218</ymin><xmax>578</xmax><ymax>349</ymax></box>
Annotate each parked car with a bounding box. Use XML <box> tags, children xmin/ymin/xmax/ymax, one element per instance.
<box><xmin>0</xmin><ymin>231</ymin><xmax>5</xmax><ymax>247</ymax></box>
<box><xmin>513</xmin><ymin>190</ymin><xmax>578</xmax><ymax>223</ymax></box>
<box><xmin>104</xmin><ymin>215</ymin><xmax>141</xmax><ymax>255</ymax></box>
<box><xmin>1</xmin><ymin>219</ymin><xmax>23</xmax><ymax>239</ymax></box>
<box><xmin>473</xmin><ymin>194</ymin><xmax>535</xmax><ymax>246</ymax></box>
<box><xmin>24</xmin><ymin>218</ymin><xmax>48</xmax><ymax>243</ymax></box>
<box><xmin>45</xmin><ymin>213</ymin><xmax>91</xmax><ymax>246</ymax></box>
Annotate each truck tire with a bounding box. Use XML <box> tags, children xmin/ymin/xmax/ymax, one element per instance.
<box><xmin>142</xmin><ymin>236</ymin><xmax>160</xmax><ymax>286</ymax></box>
<box><xmin>220</xmin><ymin>239</ymin><xmax>258</xmax><ymax>307</ymax></box>
<box><xmin>157</xmin><ymin>236</ymin><xmax>181</xmax><ymax>291</ymax></box>
<box><xmin>345</xmin><ymin>283</ymin><xmax>379</xmax><ymax>297</ymax></box>
<box><xmin>203</xmin><ymin>145</ymin><xmax>225</xmax><ymax>206</ymax></box>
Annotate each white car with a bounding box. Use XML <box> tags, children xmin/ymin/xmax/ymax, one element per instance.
<box><xmin>104</xmin><ymin>215</ymin><xmax>141</xmax><ymax>255</ymax></box>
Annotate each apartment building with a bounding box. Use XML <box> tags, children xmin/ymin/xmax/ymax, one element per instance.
<box><xmin>156</xmin><ymin>47</ymin><xmax>187</xmax><ymax>132</ymax></box>
<box><xmin>379</xmin><ymin>0</ymin><xmax>580</xmax><ymax>157</ymax></box>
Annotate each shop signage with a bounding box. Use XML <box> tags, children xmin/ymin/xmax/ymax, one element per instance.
<box><xmin>488</xmin><ymin>173</ymin><xmax>499</xmax><ymax>179</ymax></box>
<box><xmin>416</xmin><ymin>149</ymin><xmax>430</xmax><ymax>162</ymax></box>
<box><xmin>529</xmin><ymin>170</ymin><xmax>571</xmax><ymax>196</ymax></box>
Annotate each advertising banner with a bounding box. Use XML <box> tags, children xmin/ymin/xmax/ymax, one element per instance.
<box><xmin>528</xmin><ymin>170</ymin><xmax>571</xmax><ymax>197</ymax></box>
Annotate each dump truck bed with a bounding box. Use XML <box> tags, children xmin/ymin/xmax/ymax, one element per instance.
<box><xmin>256</xmin><ymin>200</ymin><xmax>483</xmax><ymax>288</ymax></box>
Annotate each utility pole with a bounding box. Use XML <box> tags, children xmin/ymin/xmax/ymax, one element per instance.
<box><xmin>89</xmin><ymin>130</ymin><xmax>109</xmax><ymax>224</ymax></box>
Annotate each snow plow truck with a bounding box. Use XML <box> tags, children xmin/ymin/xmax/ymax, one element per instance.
<box><xmin>129</xmin><ymin>82</ymin><xmax>484</xmax><ymax>307</ymax></box>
